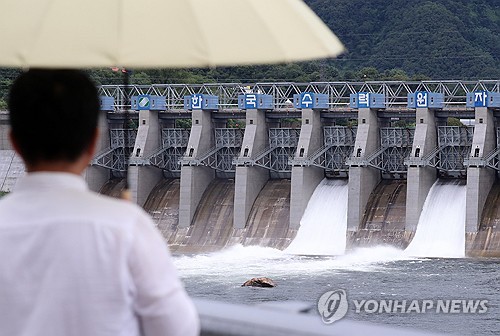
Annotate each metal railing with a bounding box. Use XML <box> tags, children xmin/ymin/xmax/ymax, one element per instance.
<box><xmin>98</xmin><ymin>80</ymin><xmax>500</xmax><ymax>111</ymax></box>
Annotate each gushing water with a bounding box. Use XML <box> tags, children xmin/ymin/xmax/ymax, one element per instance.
<box><xmin>285</xmin><ymin>178</ymin><xmax>348</xmax><ymax>256</ymax></box>
<box><xmin>173</xmin><ymin>244</ymin><xmax>407</xmax><ymax>280</ymax></box>
<box><xmin>404</xmin><ymin>180</ymin><xmax>466</xmax><ymax>258</ymax></box>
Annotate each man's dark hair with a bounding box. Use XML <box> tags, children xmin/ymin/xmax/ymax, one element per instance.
<box><xmin>8</xmin><ymin>69</ymin><xmax>99</xmax><ymax>166</ymax></box>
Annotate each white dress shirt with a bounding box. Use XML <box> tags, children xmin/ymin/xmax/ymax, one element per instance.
<box><xmin>0</xmin><ymin>172</ymin><xmax>199</xmax><ymax>336</ymax></box>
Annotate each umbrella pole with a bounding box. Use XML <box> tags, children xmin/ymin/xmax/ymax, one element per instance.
<box><xmin>122</xmin><ymin>69</ymin><xmax>132</xmax><ymax>201</ymax></box>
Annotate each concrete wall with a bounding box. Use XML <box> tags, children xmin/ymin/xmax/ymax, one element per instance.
<box><xmin>234</xmin><ymin>109</ymin><xmax>269</xmax><ymax>229</ymax></box>
<box><xmin>128</xmin><ymin>109</ymin><xmax>163</xmax><ymax>206</ymax></box>
<box><xmin>466</xmin><ymin>107</ymin><xmax>496</xmax><ymax>232</ymax></box>
<box><xmin>0</xmin><ymin>112</ymin><xmax>12</xmax><ymax>150</ymax></box>
<box><xmin>290</xmin><ymin>109</ymin><xmax>324</xmax><ymax>229</ymax></box>
<box><xmin>179</xmin><ymin>109</ymin><xmax>215</xmax><ymax>228</ymax></box>
<box><xmin>405</xmin><ymin>108</ymin><xmax>438</xmax><ymax>232</ymax></box>
<box><xmin>0</xmin><ymin>150</ymin><xmax>24</xmax><ymax>192</ymax></box>
<box><xmin>347</xmin><ymin>108</ymin><xmax>381</xmax><ymax>231</ymax></box>
<box><xmin>0</xmin><ymin>112</ymin><xmax>25</xmax><ymax>192</ymax></box>
<box><xmin>85</xmin><ymin>110</ymin><xmax>110</xmax><ymax>192</ymax></box>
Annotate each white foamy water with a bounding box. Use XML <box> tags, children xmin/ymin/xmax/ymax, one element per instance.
<box><xmin>404</xmin><ymin>180</ymin><xmax>466</xmax><ymax>258</ymax></box>
<box><xmin>285</xmin><ymin>178</ymin><xmax>348</xmax><ymax>255</ymax></box>
<box><xmin>173</xmin><ymin>244</ymin><xmax>407</xmax><ymax>281</ymax></box>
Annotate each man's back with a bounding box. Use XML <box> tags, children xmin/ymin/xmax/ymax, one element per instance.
<box><xmin>0</xmin><ymin>172</ymin><xmax>199</xmax><ymax>336</ymax></box>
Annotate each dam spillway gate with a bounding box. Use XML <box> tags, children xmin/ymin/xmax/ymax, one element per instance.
<box><xmin>187</xmin><ymin>128</ymin><xmax>244</xmax><ymax>175</ymax></box>
<box><xmin>406</xmin><ymin>126</ymin><xmax>474</xmax><ymax>177</ymax></box>
<box><xmin>368</xmin><ymin>127</ymin><xmax>415</xmax><ymax>177</ymax></box>
<box><xmin>92</xmin><ymin>129</ymin><xmax>137</xmax><ymax>174</ymax></box>
<box><xmin>239</xmin><ymin>128</ymin><xmax>301</xmax><ymax>175</ymax></box>
<box><xmin>149</xmin><ymin>128</ymin><xmax>190</xmax><ymax>175</ymax></box>
<box><xmin>435</xmin><ymin>126</ymin><xmax>474</xmax><ymax>176</ymax></box>
<box><xmin>299</xmin><ymin>126</ymin><xmax>357</xmax><ymax>177</ymax></box>
<box><xmin>481</xmin><ymin>128</ymin><xmax>500</xmax><ymax>172</ymax></box>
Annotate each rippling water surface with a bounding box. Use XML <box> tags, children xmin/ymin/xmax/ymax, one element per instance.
<box><xmin>174</xmin><ymin>245</ymin><xmax>500</xmax><ymax>336</ymax></box>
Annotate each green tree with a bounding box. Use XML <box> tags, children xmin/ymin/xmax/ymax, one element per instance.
<box><xmin>356</xmin><ymin>67</ymin><xmax>380</xmax><ymax>81</ymax></box>
<box><xmin>227</xmin><ymin>119</ymin><xmax>245</xmax><ymax>129</ymax></box>
<box><xmin>175</xmin><ymin>119</ymin><xmax>192</xmax><ymax>129</ymax></box>
<box><xmin>383</xmin><ymin>69</ymin><xmax>410</xmax><ymax>81</ymax></box>
<box><xmin>447</xmin><ymin>117</ymin><xmax>464</xmax><ymax>126</ymax></box>
<box><xmin>131</xmin><ymin>72</ymin><xmax>152</xmax><ymax>85</ymax></box>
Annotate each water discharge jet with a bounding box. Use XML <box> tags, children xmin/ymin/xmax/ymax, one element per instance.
<box><xmin>285</xmin><ymin>178</ymin><xmax>348</xmax><ymax>256</ymax></box>
<box><xmin>404</xmin><ymin>180</ymin><xmax>466</xmax><ymax>258</ymax></box>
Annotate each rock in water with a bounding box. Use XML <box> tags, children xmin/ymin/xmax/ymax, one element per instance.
<box><xmin>242</xmin><ymin>277</ymin><xmax>275</xmax><ymax>288</ymax></box>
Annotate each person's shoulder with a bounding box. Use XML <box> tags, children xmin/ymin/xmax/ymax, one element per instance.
<box><xmin>79</xmin><ymin>191</ymin><xmax>153</xmax><ymax>226</ymax></box>
<box><xmin>85</xmin><ymin>192</ymin><xmax>164</xmax><ymax>247</ymax></box>
<box><xmin>0</xmin><ymin>191</ymin><xmax>24</xmax><ymax>212</ymax></box>
<box><xmin>0</xmin><ymin>192</ymin><xmax>14</xmax><ymax>209</ymax></box>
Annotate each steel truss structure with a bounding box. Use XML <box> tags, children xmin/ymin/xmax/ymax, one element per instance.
<box><xmin>98</xmin><ymin>80</ymin><xmax>500</xmax><ymax>111</ymax></box>
<box><xmin>406</xmin><ymin>126</ymin><xmax>474</xmax><ymax>175</ymax></box>
<box><xmin>366</xmin><ymin>128</ymin><xmax>415</xmax><ymax>173</ymax></box>
<box><xmin>291</xmin><ymin>126</ymin><xmax>356</xmax><ymax>174</ymax></box>
<box><xmin>92</xmin><ymin>129</ymin><xmax>137</xmax><ymax>171</ymax></box>
<box><xmin>435</xmin><ymin>126</ymin><xmax>474</xmax><ymax>173</ymax></box>
<box><xmin>182</xmin><ymin>128</ymin><xmax>244</xmax><ymax>172</ymax></box>
<box><xmin>472</xmin><ymin>128</ymin><xmax>500</xmax><ymax>171</ymax></box>
<box><xmin>148</xmin><ymin>128</ymin><xmax>190</xmax><ymax>172</ymax></box>
<box><xmin>236</xmin><ymin>129</ymin><xmax>300</xmax><ymax>172</ymax></box>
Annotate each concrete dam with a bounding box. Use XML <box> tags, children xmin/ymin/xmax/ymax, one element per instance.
<box><xmin>2</xmin><ymin>80</ymin><xmax>500</xmax><ymax>257</ymax></box>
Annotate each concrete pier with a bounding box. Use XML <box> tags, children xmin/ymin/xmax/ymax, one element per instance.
<box><xmin>179</xmin><ymin>109</ymin><xmax>215</xmax><ymax>228</ymax></box>
<box><xmin>466</xmin><ymin>106</ymin><xmax>496</xmax><ymax>233</ymax></box>
<box><xmin>128</xmin><ymin>109</ymin><xmax>163</xmax><ymax>206</ymax></box>
<box><xmin>290</xmin><ymin>108</ymin><xmax>324</xmax><ymax>229</ymax></box>
<box><xmin>85</xmin><ymin>110</ymin><xmax>110</xmax><ymax>192</ymax></box>
<box><xmin>405</xmin><ymin>108</ymin><xmax>438</xmax><ymax>232</ymax></box>
<box><xmin>234</xmin><ymin>109</ymin><xmax>269</xmax><ymax>229</ymax></box>
<box><xmin>347</xmin><ymin>107</ymin><xmax>381</xmax><ymax>231</ymax></box>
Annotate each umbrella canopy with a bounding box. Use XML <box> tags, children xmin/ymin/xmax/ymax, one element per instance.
<box><xmin>0</xmin><ymin>0</ymin><xmax>344</xmax><ymax>69</ymax></box>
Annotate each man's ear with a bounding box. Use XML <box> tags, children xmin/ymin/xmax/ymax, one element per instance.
<box><xmin>87</xmin><ymin>127</ymin><xmax>99</xmax><ymax>158</ymax></box>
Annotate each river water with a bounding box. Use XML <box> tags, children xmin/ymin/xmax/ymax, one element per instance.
<box><xmin>173</xmin><ymin>245</ymin><xmax>500</xmax><ymax>336</ymax></box>
<box><xmin>173</xmin><ymin>179</ymin><xmax>496</xmax><ymax>335</ymax></box>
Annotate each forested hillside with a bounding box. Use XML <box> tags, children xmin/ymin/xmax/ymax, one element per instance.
<box><xmin>307</xmin><ymin>0</ymin><xmax>500</xmax><ymax>79</ymax></box>
<box><xmin>88</xmin><ymin>0</ymin><xmax>498</xmax><ymax>83</ymax></box>
<box><xmin>0</xmin><ymin>0</ymin><xmax>498</xmax><ymax>98</ymax></box>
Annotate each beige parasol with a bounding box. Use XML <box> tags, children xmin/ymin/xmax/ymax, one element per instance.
<box><xmin>0</xmin><ymin>0</ymin><xmax>344</xmax><ymax>196</ymax></box>
<box><xmin>0</xmin><ymin>0</ymin><xmax>344</xmax><ymax>68</ymax></box>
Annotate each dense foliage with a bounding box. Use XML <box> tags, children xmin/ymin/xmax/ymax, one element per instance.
<box><xmin>307</xmin><ymin>0</ymin><xmax>500</xmax><ymax>80</ymax></box>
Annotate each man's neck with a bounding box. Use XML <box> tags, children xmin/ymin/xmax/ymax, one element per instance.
<box><xmin>26</xmin><ymin>157</ymin><xmax>89</xmax><ymax>176</ymax></box>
